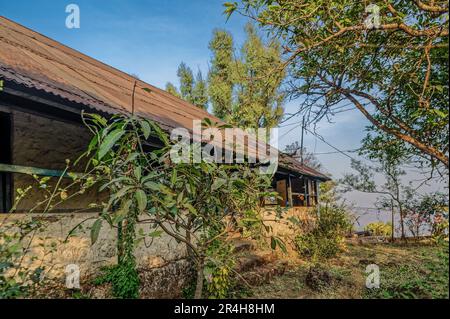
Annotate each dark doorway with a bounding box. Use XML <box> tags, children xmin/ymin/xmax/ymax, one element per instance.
<box><xmin>0</xmin><ymin>112</ymin><xmax>12</xmax><ymax>213</ymax></box>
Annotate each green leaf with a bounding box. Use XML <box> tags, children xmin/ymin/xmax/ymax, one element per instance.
<box><xmin>144</xmin><ymin>181</ymin><xmax>162</xmax><ymax>191</ymax></box>
<box><xmin>211</xmin><ymin>178</ymin><xmax>227</xmax><ymax>191</ymax></box>
<box><xmin>270</xmin><ymin>236</ymin><xmax>277</xmax><ymax>250</ymax></box>
<box><xmin>135</xmin><ymin>189</ymin><xmax>147</xmax><ymax>212</ymax></box>
<box><xmin>88</xmin><ymin>113</ymin><xmax>108</xmax><ymax>127</ymax></box>
<box><xmin>275</xmin><ymin>237</ymin><xmax>287</xmax><ymax>254</ymax></box>
<box><xmin>184</xmin><ymin>202</ymin><xmax>198</xmax><ymax>215</ymax></box>
<box><xmin>134</xmin><ymin>167</ymin><xmax>142</xmax><ymax>181</ymax></box>
<box><xmin>90</xmin><ymin>219</ymin><xmax>103</xmax><ymax>245</ymax></box>
<box><xmin>148</xmin><ymin>121</ymin><xmax>169</xmax><ymax>146</ymax></box>
<box><xmin>171</xmin><ymin>170</ymin><xmax>177</xmax><ymax>186</ymax></box>
<box><xmin>433</xmin><ymin>109</ymin><xmax>447</xmax><ymax>118</ymax></box>
<box><xmin>223</xmin><ymin>2</ymin><xmax>237</xmax><ymax>20</ymax></box>
<box><xmin>177</xmin><ymin>190</ymin><xmax>184</xmax><ymax>204</ymax></box>
<box><xmin>111</xmin><ymin>186</ymin><xmax>133</xmax><ymax>202</ymax></box>
<box><xmin>140</xmin><ymin>120</ymin><xmax>151</xmax><ymax>139</ymax></box>
<box><xmin>98</xmin><ymin>129</ymin><xmax>125</xmax><ymax>160</ymax></box>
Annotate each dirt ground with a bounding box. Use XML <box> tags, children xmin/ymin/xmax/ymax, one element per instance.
<box><xmin>242</xmin><ymin>240</ymin><xmax>449</xmax><ymax>299</ymax></box>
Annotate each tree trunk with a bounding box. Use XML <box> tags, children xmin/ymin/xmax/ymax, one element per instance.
<box><xmin>117</xmin><ymin>221</ymin><xmax>124</xmax><ymax>264</ymax></box>
<box><xmin>390</xmin><ymin>200</ymin><xmax>395</xmax><ymax>242</ymax></box>
<box><xmin>194</xmin><ymin>257</ymin><xmax>205</xmax><ymax>299</ymax></box>
<box><xmin>399</xmin><ymin>209</ymin><xmax>406</xmax><ymax>240</ymax></box>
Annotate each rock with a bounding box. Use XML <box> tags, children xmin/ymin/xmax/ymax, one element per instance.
<box><xmin>236</xmin><ymin>254</ymin><xmax>266</xmax><ymax>272</ymax></box>
<box><xmin>139</xmin><ymin>259</ymin><xmax>192</xmax><ymax>298</ymax></box>
<box><xmin>305</xmin><ymin>266</ymin><xmax>332</xmax><ymax>291</ymax></box>
<box><xmin>232</xmin><ymin>240</ymin><xmax>256</xmax><ymax>253</ymax></box>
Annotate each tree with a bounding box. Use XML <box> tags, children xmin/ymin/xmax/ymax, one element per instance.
<box><xmin>192</xmin><ymin>70</ymin><xmax>209</xmax><ymax>110</ymax></box>
<box><xmin>170</xmin><ymin>24</ymin><xmax>286</xmax><ymax>128</ymax></box>
<box><xmin>403</xmin><ymin>192</ymin><xmax>449</xmax><ymax>239</ymax></box>
<box><xmin>165</xmin><ymin>82</ymin><xmax>181</xmax><ymax>99</ymax></box>
<box><xmin>208</xmin><ymin>29</ymin><xmax>235</xmax><ymax>119</ymax></box>
<box><xmin>166</xmin><ymin>63</ymin><xmax>208</xmax><ymax>109</ymax></box>
<box><xmin>230</xmin><ymin>24</ymin><xmax>285</xmax><ymax>128</ymax></box>
<box><xmin>147</xmin><ymin>157</ymin><xmax>274</xmax><ymax>298</ymax></box>
<box><xmin>80</xmin><ymin>114</ymin><xmax>279</xmax><ymax>299</ymax></box>
<box><xmin>342</xmin><ymin>159</ymin><xmax>416</xmax><ymax>240</ymax></box>
<box><xmin>227</xmin><ymin>1</ymin><xmax>449</xmax><ymax>168</ymax></box>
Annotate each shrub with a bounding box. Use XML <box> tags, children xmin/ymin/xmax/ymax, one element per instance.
<box><xmin>94</xmin><ymin>262</ymin><xmax>140</xmax><ymax>299</ymax></box>
<box><xmin>204</xmin><ymin>239</ymin><xmax>235</xmax><ymax>299</ymax></box>
<box><xmin>365</xmin><ymin>222</ymin><xmax>393</xmax><ymax>237</ymax></box>
<box><xmin>295</xmin><ymin>205</ymin><xmax>351</xmax><ymax>261</ymax></box>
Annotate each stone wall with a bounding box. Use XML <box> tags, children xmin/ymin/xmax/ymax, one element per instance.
<box><xmin>7</xmin><ymin>107</ymin><xmax>103</xmax><ymax>211</ymax></box>
<box><xmin>0</xmin><ymin>106</ymin><xmax>189</xmax><ymax>297</ymax></box>
<box><xmin>0</xmin><ymin>212</ymin><xmax>189</xmax><ymax>297</ymax></box>
<box><xmin>263</xmin><ymin>207</ymin><xmax>316</xmax><ymax>254</ymax></box>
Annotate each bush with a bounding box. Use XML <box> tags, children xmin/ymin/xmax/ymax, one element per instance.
<box><xmin>295</xmin><ymin>205</ymin><xmax>351</xmax><ymax>261</ymax></box>
<box><xmin>94</xmin><ymin>262</ymin><xmax>140</xmax><ymax>299</ymax></box>
<box><xmin>365</xmin><ymin>222</ymin><xmax>393</xmax><ymax>237</ymax></box>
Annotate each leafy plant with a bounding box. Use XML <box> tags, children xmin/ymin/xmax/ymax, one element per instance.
<box><xmin>146</xmin><ymin>142</ymin><xmax>275</xmax><ymax>298</ymax></box>
<box><xmin>77</xmin><ymin>113</ymin><xmax>277</xmax><ymax>299</ymax></box>
<box><xmin>94</xmin><ymin>263</ymin><xmax>140</xmax><ymax>299</ymax></box>
<box><xmin>74</xmin><ymin>113</ymin><xmax>164</xmax><ymax>298</ymax></box>
<box><xmin>365</xmin><ymin>222</ymin><xmax>393</xmax><ymax>237</ymax></box>
<box><xmin>295</xmin><ymin>204</ymin><xmax>351</xmax><ymax>261</ymax></box>
<box><xmin>204</xmin><ymin>238</ymin><xmax>235</xmax><ymax>299</ymax></box>
<box><xmin>1</xmin><ymin>163</ymin><xmax>97</xmax><ymax>299</ymax></box>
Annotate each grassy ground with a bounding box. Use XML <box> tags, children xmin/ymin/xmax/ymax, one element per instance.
<box><xmin>240</xmin><ymin>240</ymin><xmax>449</xmax><ymax>299</ymax></box>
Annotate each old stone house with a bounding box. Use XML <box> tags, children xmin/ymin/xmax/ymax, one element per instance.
<box><xmin>0</xmin><ymin>17</ymin><xmax>329</xmax><ymax>296</ymax></box>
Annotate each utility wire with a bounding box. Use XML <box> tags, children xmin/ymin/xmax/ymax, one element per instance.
<box><xmin>302</xmin><ymin>126</ymin><xmax>356</xmax><ymax>161</ymax></box>
<box><xmin>279</xmin><ymin>123</ymin><xmax>360</xmax><ymax>161</ymax></box>
<box><xmin>278</xmin><ymin>125</ymin><xmax>300</xmax><ymax>139</ymax></box>
<box><xmin>311</xmin><ymin>149</ymin><xmax>359</xmax><ymax>155</ymax></box>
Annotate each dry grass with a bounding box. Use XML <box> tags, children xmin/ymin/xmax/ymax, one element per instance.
<box><xmin>240</xmin><ymin>240</ymin><xmax>449</xmax><ymax>299</ymax></box>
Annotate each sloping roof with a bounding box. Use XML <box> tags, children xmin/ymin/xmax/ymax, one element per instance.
<box><xmin>0</xmin><ymin>16</ymin><xmax>330</xmax><ymax>181</ymax></box>
<box><xmin>0</xmin><ymin>16</ymin><xmax>220</xmax><ymax>131</ymax></box>
<box><xmin>279</xmin><ymin>154</ymin><xmax>330</xmax><ymax>181</ymax></box>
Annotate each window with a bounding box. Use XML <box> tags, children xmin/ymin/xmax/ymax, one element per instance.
<box><xmin>0</xmin><ymin>112</ymin><xmax>12</xmax><ymax>213</ymax></box>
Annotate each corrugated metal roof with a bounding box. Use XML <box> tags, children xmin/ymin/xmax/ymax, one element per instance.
<box><xmin>278</xmin><ymin>154</ymin><xmax>330</xmax><ymax>181</ymax></box>
<box><xmin>0</xmin><ymin>16</ymin><xmax>220</xmax><ymax>131</ymax></box>
<box><xmin>0</xmin><ymin>16</ymin><xmax>330</xmax><ymax>181</ymax></box>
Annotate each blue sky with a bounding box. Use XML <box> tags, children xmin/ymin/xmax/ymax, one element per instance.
<box><xmin>1</xmin><ymin>0</ymin><xmax>364</xmax><ymax>163</ymax></box>
<box><xmin>2</xmin><ymin>1</ymin><xmax>440</xmax><ymax>224</ymax></box>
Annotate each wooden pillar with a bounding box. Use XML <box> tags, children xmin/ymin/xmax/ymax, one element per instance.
<box><xmin>287</xmin><ymin>175</ymin><xmax>293</xmax><ymax>208</ymax></box>
<box><xmin>316</xmin><ymin>181</ymin><xmax>321</xmax><ymax>215</ymax></box>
